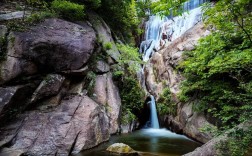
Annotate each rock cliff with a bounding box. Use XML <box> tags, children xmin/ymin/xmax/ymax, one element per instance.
<box><xmin>0</xmin><ymin>13</ymin><xmax>121</xmax><ymax>155</ymax></box>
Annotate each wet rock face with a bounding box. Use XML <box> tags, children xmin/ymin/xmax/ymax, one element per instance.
<box><xmin>0</xmin><ymin>95</ymin><xmax>110</xmax><ymax>155</ymax></box>
<box><xmin>0</xmin><ymin>18</ymin><xmax>96</xmax><ymax>83</ymax></box>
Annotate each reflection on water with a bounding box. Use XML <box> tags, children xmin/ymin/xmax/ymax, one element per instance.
<box><xmin>77</xmin><ymin>129</ymin><xmax>201</xmax><ymax>156</ymax></box>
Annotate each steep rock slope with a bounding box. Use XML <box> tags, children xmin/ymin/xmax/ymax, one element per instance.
<box><xmin>0</xmin><ymin>14</ymin><xmax>121</xmax><ymax>155</ymax></box>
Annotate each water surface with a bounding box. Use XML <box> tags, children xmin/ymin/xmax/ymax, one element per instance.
<box><xmin>77</xmin><ymin>128</ymin><xmax>201</xmax><ymax>156</ymax></box>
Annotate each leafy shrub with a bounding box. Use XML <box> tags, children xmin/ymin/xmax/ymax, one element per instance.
<box><xmin>178</xmin><ymin>0</ymin><xmax>252</xmax><ymax>128</ymax></box>
<box><xmin>103</xmin><ymin>42</ymin><xmax>112</xmax><ymax>50</ymax></box>
<box><xmin>157</xmin><ymin>88</ymin><xmax>176</xmax><ymax>116</ymax></box>
<box><xmin>51</xmin><ymin>0</ymin><xmax>85</xmax><ymax>21</ymax></box>
<box><xmin>116</xmin><ymin>43</ymin><xmax>143</xmax><ymax>74</ymax></box>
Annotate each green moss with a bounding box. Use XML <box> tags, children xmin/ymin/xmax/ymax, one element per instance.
<box><xmin>51</xmin><ymin>0</ymin><xmax>85</xmax><ymax>21</ymax></box>
<box><xmin>103</xmin><ymin>42</ymin><xmax>112</xmax><ymax>50</ymax></box>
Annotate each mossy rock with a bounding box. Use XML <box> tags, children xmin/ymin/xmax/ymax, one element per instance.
<box><xmin>106</xmin><ymin>143</ymin><xmax>139</xmax><ymax>155</ymax></box>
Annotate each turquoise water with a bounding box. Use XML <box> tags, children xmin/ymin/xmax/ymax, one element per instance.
<box><xmin>77</xmin><ymin>128</ymin><xmax>201</xmax><ymax>156</ymax></box>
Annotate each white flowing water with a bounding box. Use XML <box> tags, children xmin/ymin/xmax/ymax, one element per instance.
<box><xmin>150</xmin><ymin>95</ymin><xmax>160</xmax><ymax>129</ymax></box>
<box><xmin>140</xmin><ymin>0</ymin><xmax>208</xmax><ymax>62</ymax></box>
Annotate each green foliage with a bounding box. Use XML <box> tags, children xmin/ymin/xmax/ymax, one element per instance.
<box><xmin>119</xmin><ymin>76</ymin><xmax>145</xmax><ymax>123</ymax></box>
<box><xmin>51</xmin><ymin>0</ymin><xmax>85</xmax><ymax>21</ymax></box>
<box><xmin>113</xmin><ymin>43</ymin><xmax>145</xmax><ymax>124</ymax></box>
<box><xmin>121</xmin><ymin>108</ymin><xmax>137</xmax><ymax>125</ymax></box>
<box><xmin>116</xmin><ymin>43</ymin><xmax>143</xmax><ymax>74</ymax></box>
<box><xmin>103</xmin><ymin>42</ymin><xmax>112</xmax><ymax>50</ymax></box>
<box><xmin>97</xmin><ymin>0</ymin><xmax>140</xmax><ymax>44</ymax></box>
<box><xmin>81</xmin><ymin>0</ymin><xmax>101</xmax><ymax>9</ymax></box>
<box><xmin>216</xmin><ymin>127</ymin><xmax>252</xmax><ymax>156</ymax></box>
<box><xmin>151</xmin><ymin>0</ymin><xmax>187</xmax><ymax>16</ymax></box>
<box><xmin>179</xmin><ymin>0</ymin><xmax>252</xmax><ymax>129</ymax></box>
<box><xmin>157</xmin><ymin>88</ymin><xmax>176</xmax><ymax>116</ymax></box>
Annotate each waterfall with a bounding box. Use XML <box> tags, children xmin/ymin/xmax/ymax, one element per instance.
<box><xmin>140</xmin><ymin>0</ymin><xmax>209</xmax><ymax>62</ymax></box>
<box><xmin>149</xmin><ymin>95</ymin><xmax>159</xmax><ymax>129</ymax></box>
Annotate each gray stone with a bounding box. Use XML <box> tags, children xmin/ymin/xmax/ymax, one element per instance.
<box><xmin>0</xmin><ymin>11</ymin><xmax>30</xmax><ymax>21</ymax></box>
<box><xmin>0</xmin><ymin>148</ymin><xmax>23</xmax><ymax>156</ymax></box>
<box><xmin>30</xmin><ymin>74</ymin><xmax>65</xmax><ymax>103</ymax></box>
<box><xmin>95</xmin><ymin>60</ymin><xmax>110</xmax><ymax>73</ymax></box>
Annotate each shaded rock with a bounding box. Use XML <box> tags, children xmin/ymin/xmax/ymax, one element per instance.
<box><xmin>0</xmin><ymin>147</ymin><xmax>23</xmax><ymax>156</ymax></box>
<box><xmin>62</xmin><ymin>66</ymin><xmax>89</xmax><ymax>76</ymax></box>
<box><xmin>0</xmin><ymin>11</ymin><xmax>30</xmax><ymax>21</ymax></box>
<box><xmin>68</xmin><ymin>81</ymin><xmax>86</xmax><ymax>96</ymax></box>
<box><xmin>0</xmin><ymin>95</ymin><xmax>110</xmax><ymax>155</ymax></box>
<box><xmin>106</xmin><ymin>143</ymin><xmax>139</xmax><ymax>155</ymax></box>
<box><xmin>0</xmin><ymin>18</ymin><xmax>96</xmax><ymax>83</ymax></box>
<box><xmin>95</xmin><ymin>60</ymin><xmax>110</xmax><ymax>73</ymax></box>
<box><xmin>0</xmin><ymin>25</ymin><xmax>7</xmax><ymax>38</ymax></box>
<box><xmin>87</xmin><ymin>12</ymin><xmax>120</xmax><ymax>62</ymax></box>
<box><xmin>30</xmin><ymin>74</ymin><xmax>65</xmax><ymax>103</ymax></box>
<box><xmin>0</xmin><ymin>85</ymin><xmax>35</xmax><ymax>122</ymax></box>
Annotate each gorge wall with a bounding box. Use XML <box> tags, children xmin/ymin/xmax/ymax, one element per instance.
<box><xmin>0</xmin><ymin>11</ymin><xmax>122</xmax><ymax>155</ymax></box>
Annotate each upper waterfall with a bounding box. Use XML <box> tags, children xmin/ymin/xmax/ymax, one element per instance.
<box><xmin>140</xmin><ymin>0</ymin><xmax>209</xmax><ymax>62</ymax></box>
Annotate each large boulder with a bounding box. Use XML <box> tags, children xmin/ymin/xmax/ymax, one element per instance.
<box><xmin>0</xmin><ymin>18</ymin><xmax>96</xmax><ymax>84</ymax></box>
<box><xmin>0</xmin><ymin>95</ymin><xmax>110</xmax><ymax>155</ymax></box>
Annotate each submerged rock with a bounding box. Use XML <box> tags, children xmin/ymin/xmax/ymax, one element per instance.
<box><xmin>106</xmin><ymin>143</ymin><xmax>139</xmax><ymax>155</ymax></box>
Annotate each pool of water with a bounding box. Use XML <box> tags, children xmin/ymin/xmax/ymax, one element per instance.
<box><xmin>77</xmin><ymin>128</ymin><xmax>201</xmax><ymax>156</ymax></box>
